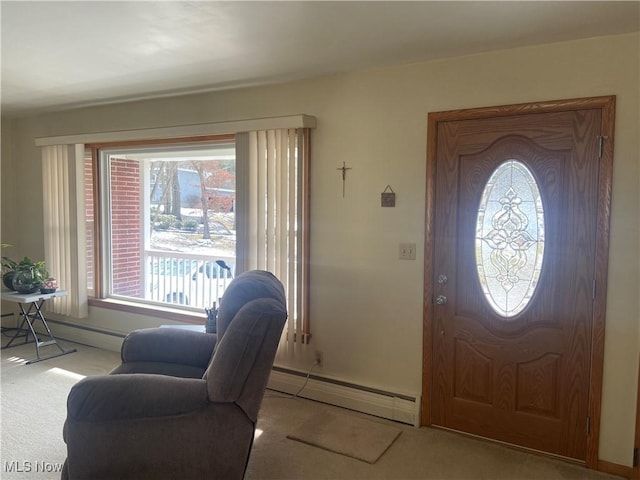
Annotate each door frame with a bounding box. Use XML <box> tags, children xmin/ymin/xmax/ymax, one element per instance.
<box><xmin>633</xmin><ymin>354</ymin><xmax>640</xmax><ymax>479</ymax></box>
<box><xmin>422</xmin><ymin>96</ymin><xmax>616</xmax><ymax>469</ymax></box>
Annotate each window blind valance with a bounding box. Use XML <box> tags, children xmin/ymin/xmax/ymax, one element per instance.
<box><xmin>34</xmin><ymin>115</ymin><xmax>316</xmax><ymax>146</ymax></box>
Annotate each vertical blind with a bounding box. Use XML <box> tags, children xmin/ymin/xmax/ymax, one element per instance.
<box><xmin>41</xmin><ymin>145</ymin><xmax>88</xmax><ymax>317</ymax></box>
<box><xmin>237</xmin><ymin>128</ymin><xmax>310</xmax><ymax>354</ymax></box>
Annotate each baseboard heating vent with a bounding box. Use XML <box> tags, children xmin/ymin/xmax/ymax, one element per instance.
<box><xmin>268</xmin><ymin>366</ymin><xmax>421</xmax><ymax>426</ymax></box>
<box><xmin>42</xmin><ymin>318</ymin><xmax>126</xmax><ymax>352</ymax></box>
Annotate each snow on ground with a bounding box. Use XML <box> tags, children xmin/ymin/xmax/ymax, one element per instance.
<box><xmin>150</xmin><ymin>212</ymin><xmax>236</xmax><ymax>256</ymax></box>
<box><xmin>151</xmin><ymin>230</ymin><xmax>235</xmax><ymax>256</ymax></box>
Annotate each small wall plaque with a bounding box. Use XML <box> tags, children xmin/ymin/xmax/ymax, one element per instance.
<box><xmin>381</xmin><ymin>185</ymin><xmax>396</xmax><ymax>207</ymax></box>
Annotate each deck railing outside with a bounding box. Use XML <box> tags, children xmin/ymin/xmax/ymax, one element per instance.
<box><xmin>145</xmin><ymin>250</ymin><xmax>235</xmax><ymax>310</ymax></box>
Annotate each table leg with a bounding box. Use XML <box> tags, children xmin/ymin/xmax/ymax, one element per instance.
<box><xmin>1</xmin><ymin>299</ymin><xmax>77</xmax><ymax>364</ymax></box>
<box><xmin>2</xmin><ymin>303</ymin><xmax>35</xmax><ymax>348</ymax></box>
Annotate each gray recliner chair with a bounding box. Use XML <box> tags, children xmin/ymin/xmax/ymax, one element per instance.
<box><xmin>61</xmin><ymin>270</ymin><xmax>287</xmax><ymax>480</ymax></box>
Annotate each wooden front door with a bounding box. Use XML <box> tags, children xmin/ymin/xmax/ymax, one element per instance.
<box><xmin>424</xmin><ymin>97</ymin><xmax>615</xmax><ymax>462</ymax></box>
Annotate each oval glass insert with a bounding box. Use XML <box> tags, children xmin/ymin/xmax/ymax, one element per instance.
<box><xmin>475</xmin><ymin>160</ymin><xmax>545</xmax><ymax>318</ymax></box>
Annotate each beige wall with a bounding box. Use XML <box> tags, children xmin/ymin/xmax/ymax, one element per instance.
<box><xmin>2</xmin><ymin>32</ymin><xmax>638</xmax><ymax>466</ymax></box>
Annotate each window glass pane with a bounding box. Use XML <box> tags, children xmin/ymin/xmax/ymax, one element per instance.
<box><xmin>475</xmin><ymin>160</ymin><xmax>545</xmax><ymax>318</ymax></box>
<box><xmin>103</xmin><ymin>143</ymin><xmax>236</xmax><ymax>310</ymax></box>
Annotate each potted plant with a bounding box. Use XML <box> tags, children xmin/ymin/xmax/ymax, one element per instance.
<box><xmin>3</xmin><ymin>257</ymin><xmax>49</xmax><ymax>294</ymax></box>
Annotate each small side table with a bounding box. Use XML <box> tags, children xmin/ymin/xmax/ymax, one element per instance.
<box><xmin>1</xmin><ymin>290</ymin><xmax>77</xmax><ymax>364</ymax></box>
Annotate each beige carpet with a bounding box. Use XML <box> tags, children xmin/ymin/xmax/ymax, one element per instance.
<box><xmin>2</xmin><ymin>340</ymin><xmax>623</xmax><ymax>480</ymax></box>
<box><xmin>1</xmin><ymin>340</ymin><xmax>121</xmax><ymax>479</ymax></box>
<box><xmin>287</xmin><ymin>411</ymin><xmax>402</xmax><ymax>464</ymax></box>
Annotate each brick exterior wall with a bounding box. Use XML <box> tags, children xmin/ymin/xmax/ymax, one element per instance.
<box><xmin>110</xmin><ymin>158</ymin><xmax>142</xmax><ymax>297</ymax></box>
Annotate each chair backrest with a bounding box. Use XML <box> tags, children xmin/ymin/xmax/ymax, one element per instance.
<box><xmin>215</xmin><ymin>270</ymin><xmax>287</xmax><ymax>339</ymax></box>
<box><xmin>205</xmin><ymin>270</ymin><xmax>287</xmax><ymax>422</ymax></box>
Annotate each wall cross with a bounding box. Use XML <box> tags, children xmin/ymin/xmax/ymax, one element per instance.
<box><xmin>336</xmin><ymin>162</ymin><xmax>352</xmax><ymax>197</ymax></box>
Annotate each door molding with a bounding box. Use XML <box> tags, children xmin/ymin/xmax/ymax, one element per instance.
<box><xmin>422</xmin><ymin>96</ymin><xmax>616</xmax><ymax>469</ymax></box>
<box><xmin>634</xmin><ymin>354</ymin><xmax>640</xmax><ymax>479</ymax></box>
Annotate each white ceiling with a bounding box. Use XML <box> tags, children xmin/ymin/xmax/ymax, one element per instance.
<box><xmin>1</xmin><ymin>1</ymin><xmax>638</xmax><ymax>118</ymax></box>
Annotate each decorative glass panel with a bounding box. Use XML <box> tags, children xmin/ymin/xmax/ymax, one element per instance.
<box><xmin>475</xmin><ymin>160</ymin><xmax>545</xmax><ymax>318</ymax></box>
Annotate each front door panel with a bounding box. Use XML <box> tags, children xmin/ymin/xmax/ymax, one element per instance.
<box><xmin>431</xmin><ymin>109</ymin><xmax>601</xmax><ymax>459</ymax></box>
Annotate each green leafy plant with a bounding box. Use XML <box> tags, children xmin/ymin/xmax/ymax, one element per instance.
<box><xmin>2</xmin><ymin>256</ymin><xmax>49</xmax><ymax>292</ymax></box>
<box><xmin>2</xmin><ymin>256</ymin><xmax>17</xmax><ymax>274</ymax></box>
<box><xmin>23</xmin><ymin>258</ymin><xmax>49</xmax><ymax>284</ymax></box>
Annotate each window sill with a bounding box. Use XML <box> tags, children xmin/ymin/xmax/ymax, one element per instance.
<box><xmin>88</xmin><ymin>298</ymin><xmax>205</xmax><ymax>325</ymax></box>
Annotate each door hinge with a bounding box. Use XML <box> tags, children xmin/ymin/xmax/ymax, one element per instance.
<box><xmin>634</xmin><ymin>447</ymin><xmax>639</xmax><ymax>467</ymax></box>
<box><xmin>598</xmin><ymin>135</ymin><xmax>609</xmax><ymax>158</ymax></box>
<box><xmin>586</xmin><ymin>416</ymin><xmax>591</xmax><ymax>435</ymax></box>
<box><xmin>592</xmin><ymin>279</ymin><xmax>596</xmax><ymax>300</ymax></box>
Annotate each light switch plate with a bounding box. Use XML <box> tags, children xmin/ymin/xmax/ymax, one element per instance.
<box><xmin>399</xmin><ymin>243</ymin><xmax>416</xmax><ymax>260</ymax></box>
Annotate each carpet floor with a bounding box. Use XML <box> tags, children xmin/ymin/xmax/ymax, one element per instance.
<box><xmin>1</xmin><ymin>340</ymin><xmax>622</xmax><ymax>480</ymax></box>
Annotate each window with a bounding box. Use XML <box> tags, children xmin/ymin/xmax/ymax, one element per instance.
<box><xmin>475</xmin><ymin>160</ymin><xmax>545</xmax><ymax>318</ymax></box>
<box><xmin>82</xmin><ymin>129</ymin><xmax>309</xmax><ymax>342</ymax></box>
<box><xmin>91</xmin><ymin>140</ymin><xmax>236</xmax><ymax>311</ymax></box>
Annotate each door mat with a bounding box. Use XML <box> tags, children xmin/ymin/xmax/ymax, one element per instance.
<box><xmin>287</xmin><ymin>411</ymin><xmax>402</xmax><ymax>464</ymax></box>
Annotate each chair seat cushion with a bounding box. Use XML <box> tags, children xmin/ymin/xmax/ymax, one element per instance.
<box><xmin>111</xmin><ymin>361</ymin><xmax>206</xmax><ymax>379</ymax></box>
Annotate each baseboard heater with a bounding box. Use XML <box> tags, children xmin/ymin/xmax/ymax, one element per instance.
<box><xmin>268</xmin><ymin>366</ymin><xmax>421</xmax><ymax>427</ymax></box>
<box><xmin>37</xmin><ymin>318</ymin><xmax>126</xmax><ymax>352</ymax></box>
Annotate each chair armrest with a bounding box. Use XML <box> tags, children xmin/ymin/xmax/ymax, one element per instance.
<box><xmin>67</xmin><ymin>374</ymin><xmax>209</xmax><ymax>422</ymax></box>
<box><xmin>120</xmin><ymin>328</ymin><xmax>216</xmax><ymax>368</ymax></box>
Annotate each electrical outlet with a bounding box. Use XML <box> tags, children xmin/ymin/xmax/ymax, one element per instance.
<box><xmin>315</xmin><ymin>351</ymin><xmax>324</xmax><ymax>367</ymax></box>
<box><xmin>399</xmin><ymin>242</ymin><xmax>416</xmax><ymax>260</ymax></box>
